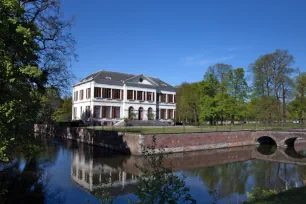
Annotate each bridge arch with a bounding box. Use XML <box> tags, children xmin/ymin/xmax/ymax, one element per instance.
<box><xmin>284</xmin><ymin>137</ymin><xmax>298</xmax><ymax>148</ymax></box>
<box><xmin>256</xmin><ymin>136</ymin><xmax>277</xmax><ymax>146</ymax></box>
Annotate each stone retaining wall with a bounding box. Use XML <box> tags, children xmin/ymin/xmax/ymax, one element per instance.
<box><xmin>34</xmin><ymin>124</ymin><xmax>306</xmax><ymax>155</ymax></box>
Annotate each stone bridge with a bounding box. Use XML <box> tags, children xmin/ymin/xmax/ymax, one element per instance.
<box><xmin>252</xmin><ymin>130</ymin><xmax>306</xmax><ymax>147</ymax></box>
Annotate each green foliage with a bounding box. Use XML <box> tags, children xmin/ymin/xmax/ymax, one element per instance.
<box><xmin>52</xmin><ymin>97</ymin><xmax>72</xmax><ymax>122</ymax></box>
<box><xmin>176</xmin><ymin>82</ymin><xmax>201</xmax><ymax>124</ymax></box>
<box><xmin>0</xmin><ymin>0</ymin><xmax>75</xmax><ymax>161</ymax></box>
<box><xmin>130</xmin><ymin>136</ymin><xmax>195</xmax><ymax>204</ymax></box>
<box><xmin>247</xmin><ymin>186</ymin><xmax>277</xmax><ymax>202</ymax></box>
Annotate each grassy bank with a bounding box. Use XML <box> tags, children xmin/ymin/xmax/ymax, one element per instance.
<box><xmin>247</xmin><ymin>186</ymin><xmax>306</xmax><ymax>204</ymax></box>
<box><xmin>86</xmin><ymin>123</ymin><xmax>306</xmax><ymax>135</ymax></box>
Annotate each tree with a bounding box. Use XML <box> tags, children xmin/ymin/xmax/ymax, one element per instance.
<box><xmin>52</xmin><ymin>97</ymin><xmax>72</xmax><ymax>122</ymax></box>
<box><xmin>176</xmin><ymin>82</ymin><xmax>200</xmax><ymax>124</ymax></box>
<box><xmin>228</xmin><ymin>68</ymin><xmax>249</xmax><ymax>123</ymax></box>
<box><xmin>199</xmin><ymin>73</ymin><xmax>220</xmax><ymax>125</ymax></box>
<box><xmin>0</xmin><ymin>0</ymin><xmax>75</xmax><ymax>161</ymax></box>
<box><xmin>250</xmin><ymin>49</ymin><xmax>296</xmax><ymax>123</ymax></box>
<box><xmin>36</xmin><ymin>88</ymin><xmax>62</xmax><ymax>123</ymax></box>
<box><xmin>287</xmin><ymin>72</ymin><xmax>306</xmax><ymax>122</ymax></box>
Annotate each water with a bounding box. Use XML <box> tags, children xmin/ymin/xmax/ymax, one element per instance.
<box><xmin>1</xmin><ymin>139</ymin><xmax>306</xmax><ymax>204</ymax></box>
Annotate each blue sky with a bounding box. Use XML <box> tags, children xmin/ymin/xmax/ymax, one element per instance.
<box><xmin>61</xmin><ymin>0</ymin><xmax>306</xmax><ymax>86</ymax></box>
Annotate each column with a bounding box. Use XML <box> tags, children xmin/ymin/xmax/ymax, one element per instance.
<box><xmin>100</xmin><ymin>105</ymin><xmax>103</xmax><ymax>118</ymax></box>
<box><xmin>110</xmin><ymin>106</ymin><xmax>113</xmax><ymax>119</ymax></box>
<box><xmin>90</xmin><ymin>82</ymin><xmax>94</xmax><ymax>120</ymax></box>
<box><xmin>122</xmin><ymin>84</ymin><xmax>126</xmax><ymax>118</ymax></box>
<box><xmin>110</xmin><ymin>88</ymin><xmax>113</xmax><ymax>99</ymax></box>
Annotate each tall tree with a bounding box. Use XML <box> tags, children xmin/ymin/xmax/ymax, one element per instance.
<box><xmin>228</xmin><ymin>68</ymin><xmax>249</xmax><ymax>122</ymax></box>
<box><xmin>250</xmin><ymin>49</ymin><xmax>296</xmax><ymax>123</ymax></box>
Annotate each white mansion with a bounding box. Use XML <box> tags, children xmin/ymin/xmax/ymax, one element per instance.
<box><xmin>72</xmin><ymin>70</ymin><xmax>176</xmax><ymax>123</ymax></box>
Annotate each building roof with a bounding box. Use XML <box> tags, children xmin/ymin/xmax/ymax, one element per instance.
<box><xmin>76</xmin><ymin>70</ymin><xmax>176</xmax><ymax>92</ymax></box>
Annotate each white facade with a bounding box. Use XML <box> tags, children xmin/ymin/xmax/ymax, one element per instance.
<box><xmin>72</xmin><ymin>71</ymin><xmax>176</xmax><ymax>124</ymax></box>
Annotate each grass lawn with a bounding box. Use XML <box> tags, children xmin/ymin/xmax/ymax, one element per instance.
<box><xmin>86</xmin><ymin>123</ymin><xmax>306</xmax><ymax>135</ymax></box>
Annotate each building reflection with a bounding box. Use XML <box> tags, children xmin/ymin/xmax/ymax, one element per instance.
<box><xmin>70</xmin><ymin>144</ymin><xmax>137</xmax><ymax>195</ymax></box>
<box><xmin>69</xmin><ymin>140</ymin><xmax>306</xmax><ymax>198</ymax></box>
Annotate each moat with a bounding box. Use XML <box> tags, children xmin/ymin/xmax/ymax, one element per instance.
<box><xmin>1</xmin><ymin>139</ymin><xmax>306</xmax><ymax>203</ymax></box>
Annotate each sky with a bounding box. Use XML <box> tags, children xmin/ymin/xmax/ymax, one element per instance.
<box><xmin>61</xmin><ymin>0</ymin><xmax>306</xmax><ymax>86</ymax></box>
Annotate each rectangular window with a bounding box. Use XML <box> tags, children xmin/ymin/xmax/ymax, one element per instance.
<box><xmin>74</xmin><ymin>91</ymin><xmax>78</xmax><ymax>101</ymax></box>
<box><xmin>168</xmin><ymin>109</ymin><xmax>173</xmax><ymax>119</ymax></box>
<box><xmin>147</xmin><ymin>92</ymin><xmax>154</xmax><ymax>101</ymax></box>
<box><xmin>102</xmin><ymin>88</ymin><xmax>111</xmax><ymax>99</ymax></box>
<box><xmin>134</xmin><ymin>90</ymin><xmax>136</xmax><ymax>100</ymax></box>
<box><xmin>73</xmin><ymin>107</ymin><xmax>77</xmax><ymax>119</ymax></box>
<box><xmin>102</xmin><ymin>106</ymin><xmax>111</xmax><ymax>119</ymax></box>
<box><xmin>80</xmin><ymin>90</ymin><xmax>84</xmax><ymax>100</ymax></box>
<box><xmin>137</xmin><ymin>91</ymin><xmax>143</xmax><ymax>101</ymax></box>
<box><xmin>168</xmin><ymin>94</ymin><xmax>173</xmax><ymax>103</ymax></box>
<box><xmin>86</xmin><ymin>106</ymin><xmax>90</xmax><ymax>118</ymax></box>
<box><xmin>86</xmin><ymin>88</ymin><xmax>91</xmax><ymax>99</ymax></box>
<box><xmin>78</xmin><ymin>169</ymin><xmax>83</xmax><ymax>180</ymax></box>
<box><xmin>85</xmin><ymin>172</ymin><xmax>90</xmax><ymax>183</ymax></box>
<box><xmin>112</xmin><ymin>89</ymin><xmax>121</xmax><ymax>99</ymax></box>
<box><xmin>161</xmin><ymin>94</ymin><xmax>166</xmax><ymax>103</ymax></box>
<box><xmin>94</xmin><ymin>87</ymin><xmax>101</xmax><ymax>98</ymax></box>
<box><xmin>174</xmin><ymin>95</ymin><xmax>176</xmax><ymax>103</ymax></box>
<box><xmin>127</xmin><ymin>90</ymin><xmax>133</xmax><ymax>100</ymax></box>
<box><xmin>161</xmin><ymin>109</ymin><xmax>166</xmax><ymax>119</ymax></box>
<box><xmin>94</xmin><ymin>106</ymin><xmax>101</xmax><ymax>118</ymax></box>
<box><xmin>80</xmin><ymin>106</ymin><xmax>83</xmax><ymax>118</ymax></box>
<box><xmin>112</xmin><ymin>107</ymin><xmax>120</xmax><ymax>119</ymax></box>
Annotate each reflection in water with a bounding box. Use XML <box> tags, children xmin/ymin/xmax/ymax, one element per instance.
<box><xmin>70</xmin><ymin>144</ymin><xmax>137</xmax><ymax>196</ymax></box>
<box><xmin>257</xmin><ymin>144</ymin><xmax>277</xmax><ymax>155</ymax></box>
<box><xmin>1</xmin><ymin>140</ymin><xmax>306</xmax><ymax>203</ymax></box>
<box><xmin>0</xmin><ymin>141</ymin><xmax>65</xmax><ymax>204</ymax></box>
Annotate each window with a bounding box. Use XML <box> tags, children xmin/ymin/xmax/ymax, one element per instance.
<box><xmin>137</xmin><ymin>91</ymin><xmax>143</xmax><ymax>101</ymax></box>
<box><xmin>85</xmin><ymin>172</ymin><xmax>90</xmax><ymax>183</ymax></box>
<box><xmin>147</xmin><ymin>92</ymin><xmax>154</xmax><ymax>101</ymax></box>
<box><xmin>78</xmin><ymin>169</ymin><xmax>83</xmax><ymax>180</ymax></box>
<box><xmin>94</xmin><ymin>87</ymin><xmax>101</xmax><ymax>98</ymax></box>
<box><xmin>168</xmin><ymin>94</ymin><xmax>174</xmax><ymax>103</ymax></box>
<box><xmin>80</xmin><ymin>90</ymin><xmax>84</xmax><ymax>100</ymax></box>
<box><xmin>112</xmin><ymin>107</ymin><xmax>120</xmax><ymax>118</ymax></box>
<box><xmin>102</xmin><ymin>106</ymin><xmax>111</xmax><ymax>119</ymax></box>
<box><xmin>102</xmin><ymin>88</ymin><xmax>111</xmax><ymax>99</ymax></box>
<box><xmin>160</xmin><ymin>109</ymin><xmax>166</xmax><ymax>119</ymax></box>
<box><xmin>86</xmin><ymin>88</ymin><xmax>91</xmax><ymax>99</ymax></box>
<box><xmin>174</xmin><ymin>95</ymin><xmax>176</xmax><ymax>103</ymax></box>
<box><xmin>94</xmin><ymin>106</ymin><xmax>101</xmax><ymax>118</ymax></box>
<box><xmin>86</xmin><ymin>106</ymin><xmax>90</xmax><ymax>118</ymax></box>
<box><xmin>168</xmin><ymin>109</ymin><xmax>173</xmax><ymax>119</ymax></box>
<box><xmin>73</xmin><ymin>107</ymin><xmax>77</xmax><ymax>119</ymax></box>
<box><xmin>72</xmin><ymin>167</ymin><xmax>77</xmax><ymax>177</ymax></box>
<box><xmin>160</xmin><ymin>94</ymin><xmax>166</xmax><ymax>103</ymax></box>
<box><xmin>80</xmin><ymin>106</ymin><xmax>83</xmax><ymax>118</ymax></box>
<box><xmin>112</xmin><ymin>89</ymin><xmax>121</xmax><ymax>99</ymax></box>
<box><xmin>127</xmin><ymin>90</ymin><xmax>133</xmax><ymax>100</ymax></box>
<box><xmin>74</xmin><ymin>91</ymin><xmax>78</xmax><ymax>101</ymax></box>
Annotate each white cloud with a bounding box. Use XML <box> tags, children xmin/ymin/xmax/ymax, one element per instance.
<box><xmin>179</xmin><ymin>54</ymin><xmax>236</xmax><ymax>66</ymax></box>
